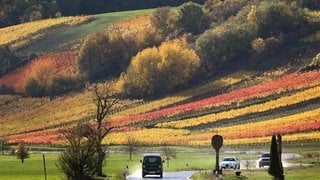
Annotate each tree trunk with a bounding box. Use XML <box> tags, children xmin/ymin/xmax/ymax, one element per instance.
<box><xmin>130</xmin><ymin>151</ymin><xmax>132</xmax><ymax>161</ymax></box>
<box><xmin>95</xmin><ymin>143</ymin><xmax>106</xmax><ymax>177</ymax></box>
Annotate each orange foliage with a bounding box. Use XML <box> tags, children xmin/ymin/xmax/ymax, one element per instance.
<box><xmin>0</xmin><ymin>51</ymin><xmax>76</xmax><ymax>92</ymax></box>
<box><xmin>108</xmin><ymin>14</ymin><xmax>151</xmax><ymax>37</ymax></box>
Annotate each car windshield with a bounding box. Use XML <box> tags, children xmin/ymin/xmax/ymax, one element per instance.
<box><xmin>144</xmin><ymin>157</ymin><xmax>161</xmax><ymax>164</ymax></box>
<box><xmin>223</xmin><ymin>158</ymin><xmax>236</xmax><ymax>161</ymax></box>
<box><xmin>261</xmin><ymin>154</ymin><xmax>270</xmax><ymax>158</ymax></box>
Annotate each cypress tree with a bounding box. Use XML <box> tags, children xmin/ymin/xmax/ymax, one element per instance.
<box><xmin>268</xmin><ymin>135</ymin><xmax>281</xmax><ymax>179</ymax></box>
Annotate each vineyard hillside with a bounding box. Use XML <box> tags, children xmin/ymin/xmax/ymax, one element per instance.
<box><xmin>0</xmin><ymin>4</ymin><xmax>320</xmax><ymax>147</ymax></box>
<box><xmin>2</xmin><ymin>69</ymin><xmax>320</xmax><ymax>146</ymax></box>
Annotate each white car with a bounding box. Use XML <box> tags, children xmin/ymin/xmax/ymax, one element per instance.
<box><xmin>220</xmin><ymin>157</ymin><xmax>240</xmax><ymax>170</ymax></box>
<box><xmin>257</xmin><ymin>153</ymin><xmax>270</xmax><ymax>168</ymax></box>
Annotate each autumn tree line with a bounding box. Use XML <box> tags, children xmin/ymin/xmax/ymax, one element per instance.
<box><xmin>0</xmin><ymin>0</ymin><xmax>205</xmax><ymax>28</ymax></box>
<box><xmin>1</xmin><ymin>0</ymin><xmax>318</xmax><ymax>28</ymax></box>
<box><xmin>1</xmin><ymin>0</ymin><xmax>320</xmax><ymax>98</ymax></box>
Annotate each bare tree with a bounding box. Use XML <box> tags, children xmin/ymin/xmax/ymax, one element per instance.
<box><xmin>83</xmin><ymin>84</ymin><xmax>119</xmax><ymax>177</ymax></box>
<box><xmin>126</xmin><ymin>136</ymin><xmax>139</xmax><ymax>161</ymax></box>
<box><xmin>162</xmin><ymin>144</ymin><xmax>177</xmax><ymax>168</ymax></box>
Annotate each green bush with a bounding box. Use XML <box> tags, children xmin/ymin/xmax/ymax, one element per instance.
<box><xmin>50</xmin><ymin>75</ymin><xmax>85</xmax><ymax>96</ymax></box>
<box><xmin>196</xmin><ymin>21</ymin><xmax>257</xmax><ymax>71</ymax></box>
<box><xmin>16</xmin><ymin>141</ymin><xmax>29</xmax><ymax>163</ymax></box>
<box><xmin>299</xmin><ymin>0</ymin><xmax>320</xmax><ymax>10</ymax></box>
<box><xmin>24</xmin><ymin>78</ymin><xmax>45</xmax><ymax>97</ymax></box>
<box><xmin>204</xmin><ymin>0</ymin><xmax>248</xmax><ymax>25</ymax></box>
<box><xmin>0</xmin><ymin>85</ymin><xmax>15</xmax><ymax>95</ymax></box>
<box><xmin>57</xmin><ymin>127</ymin><xmax>97</xmax><ymax>180</ymax></box>
<box><xmin>24</xmin><ymin>74</ymin><xmax>84</xmax><ymax>97</ymax></box>
<box><xmin>175</xmin><ymin>2</ymin><xmax>209</xmax><ymax>35</ymax></box>
<box><xmin>0</xmin><ymin>46</ymin><xmax>18</xmax><ymax>77</ymax></box>
<box><xmin>77</xmin><ymin>32</ymin><xmax>138</xmax><ymax>81</ymax></box>
<box><xmin>255</xmin><ymin>1</ymin><xmax>303</xmax><ymax>38</ymax></box>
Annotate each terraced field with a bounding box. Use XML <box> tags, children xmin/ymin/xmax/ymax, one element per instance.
<box><xmin>2</xmin><ymin>70</ymin><xmax>320</xmax><ymax>146</ymax></box>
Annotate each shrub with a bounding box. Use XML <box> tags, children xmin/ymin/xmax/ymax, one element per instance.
<box><xmin>175</xmin><ymin>2</ymin><xmax>209</xmax><ymax>34</ymax></box>
<box><xmin>24</xmin><ymin>74</ymin><xmax>84</xmax><ymax>97</ymax></box>
<box><xmin>300</xmin><ymin>0</ymin><xmax>320</xmax><ymax>10</ymax></box>
<box><xmin>30</xmin><ymin>59</ymin><xmax>55</xmax><ymax>87</ymax></box>
<box><xmin>120</xmin><ymin>39</ymin><xmax>200</xmax><ymax>98</ymax></box>
<box><xmin>136</xmin><ymin>26</ymin><xmax>165</xmax><ymax>50</ymax></box>
<box><xmin>16</xmin><ymin>141</ymin><xmax>29</xmax><ymax>163</ymax></box>
<box><xmin>0</xmin><ymin>45</ymin><xmax>18</xmax><ymax>77</ymax></box>
<box><xmin>24</xmin><ymin>78</ymin><xmax>45</xmax><ymax>97</ymax></box>
<box><xmin>150</xmin><ymin>6</ymin><xmax>174</xmax><ymax>34</ymax></box>
<box><xmin>23</xmin><ymin>58</ymin><xmax>55</xmax><ymax>97</ymax></box>
<box><xmin>0</xmin><ymin>85</ymin><xmax>15</xmax><ymax>95</ymax></box>
<box><xmin>77</xmin><ymin>32</ymin><xmax>137</xmax><ymax>81</ymax></box>
<box><xmin>251</xmin><ymin>37</ymin><xmax>266</xmax><ymax>55</ymax></box>
<box><xmin>251</xmin><ymin>36</ymin><xmax>281</xmax><ymax>59</ymax></box>
<box><xmin>196</xmin><ymin>21</ymin><xmax>257</xmax><ymax>71</ymax></box>
<box><xmin>57</xmin><ymin>126</ymin><xmax>97</xmax><ymax>180</ymax></box>
<box><xmin>265</xmin><ymin>36</ymin><xmax>281</xmax><ymax>55</ymax></box>
<box><xmin>204</xmin><ymin>0</ymin><xmax>248</xmax><ymax>25</ymax></box>
<box><xmin>50</xmin><ymin>74</ymin><xmax>84</xmax><ymax>96</ymax></box>
<box><xmin>256</xmin><ymin>1</ymin><xmax>303</xmax><ymax>38</ymax></box>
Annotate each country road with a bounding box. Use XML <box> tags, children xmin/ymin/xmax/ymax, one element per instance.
<box><xmin>126</xmin><ymin>171</ymin><xmax>197</xmax><ymax>180</ymax></box>
<box><xmin>125</xmin><ymin>153</ymin><xmax>303</xmax><ymax>179</ymax></box>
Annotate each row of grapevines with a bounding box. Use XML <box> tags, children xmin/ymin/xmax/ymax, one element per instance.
<box><xmin>0</xmin><ymin>92</ymin><xmax>93</xmax><ymax>136</ymax></box>
<box><xmin>211</xmin><ymin>108</ymin><xmax>320</xmax><ymax>138</ymax></box>
<box><xmin>158</xmin><ymin>85</ymin><xmax>320</xmax><ymax>128</ymax></box>
<box><xmin>109</xmin><ymin>71</ymin><xmax>320</xmax><ymax>127</ymax></box>
<box><xmin>110</xmin><ymin>71</ymin><xmax>251</xmax><ymax>120</ymax></box>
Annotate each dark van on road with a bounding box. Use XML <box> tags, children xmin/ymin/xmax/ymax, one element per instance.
<box><xmin>141</xmin><ymin>153</ymin><xmax>164</xmax><ymax>178</ymax></box>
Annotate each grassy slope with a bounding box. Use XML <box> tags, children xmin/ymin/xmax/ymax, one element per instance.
<box><xmin>16</xmin><ymin>9</ymin><xmax>155</xmax><ymax>55</ymax></box>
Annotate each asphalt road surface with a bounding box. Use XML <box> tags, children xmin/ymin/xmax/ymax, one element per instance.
<box><xmin>126</xmin><ymin>171</ymin><xmax>197</xmax><ymax>180</ymax></box>
<box><xmin>126</xmin><ymin>153</ymin><xmax>302</xmax><ymax>179</ymax></box>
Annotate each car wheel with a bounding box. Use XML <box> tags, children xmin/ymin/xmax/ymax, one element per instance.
<box><xmin>160</xmin><ymin>172</ymin><xmax>163</xmax><ymax>178</ymax></box>
<box><xmin>142</xmin><ymin>173</ymin><xmax>145</xmax><ymax>178</ymax></box>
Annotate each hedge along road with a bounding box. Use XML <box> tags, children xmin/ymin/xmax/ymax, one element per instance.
<box><xmin>126</xmin><ymin>171</ymin><xmax>197</xmax><ymax>180</ymax></box>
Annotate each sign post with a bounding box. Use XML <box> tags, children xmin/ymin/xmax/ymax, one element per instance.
<box><xmin>212</xmin><ymin>135</ymin><xmax>223</xmax><ymax>177</ymax></box>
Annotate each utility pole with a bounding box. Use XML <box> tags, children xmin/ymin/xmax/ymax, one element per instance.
<box><xmin>43</xmin><ymin>154</ymin><xmax>47</xmax><ymax>180</ymax></box>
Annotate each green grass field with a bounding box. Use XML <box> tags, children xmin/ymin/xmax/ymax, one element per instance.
<box><xmin>192</xmin><ymin>166</ymin><xmax>320</xmax><ymax>180</ymax></box>
<box><xmin>16</xmin><ymin>9</ymin><xmax>155</xmax><ymax>55</ymax></box>
<box><xmin>1</xmin><ymin>145</ymin><xmax>320</xmax><ymax>180</ymax></box>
